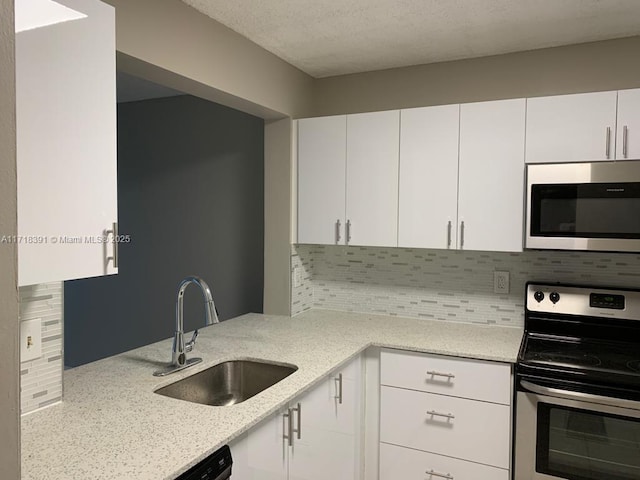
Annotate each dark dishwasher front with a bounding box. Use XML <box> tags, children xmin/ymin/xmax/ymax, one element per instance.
<box><xmin>175</xmin><ymin>445</ymin><xmax>232</xmax><ymax>480</ymax></box>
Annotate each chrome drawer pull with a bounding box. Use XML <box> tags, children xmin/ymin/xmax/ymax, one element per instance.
<box><xmin>283</xmin><ymin>410</ymin><xmax>293</xmax><ymax>446</ymax></box>
<box><xmin>425</xmin><ymin>469</ymin><xmax>453</xmax><ymax>479</ymax></box>
<box><xmin>623</xmin><ymin>125</ymin><xmax>629</xmax><ymax>158</ymax></box>
<box><xmin>426</xmin><ymin>370</ymin><xmax>455</xmax><ymax>379</ymax></box>
<box><xmin>334</xmin><ymin>373</ymin><xmax>343</xmax><ymax>404</ymax></box>
<box><xmin>426</xmin><ymin>410</ymin><xmax>455</xmax><ymax>420</ymax></box>
<box><xmin>291</xmin><ymin>402</ymin><xmax>301</xmax><ymax>439</ymax></box>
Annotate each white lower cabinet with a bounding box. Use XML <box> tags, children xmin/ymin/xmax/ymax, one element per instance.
<box><xmin>378</xmin><ymin>349</ymin><xmax>512</xmax><ymax>478</ymax></box>
<box><xmin>231</xmin><ymin>356</ymin><xmax>362</xmax><ymax>480</ymax></box>
<box><xmin>379</xmin><ymin>443</ymin><xmax>510</xmax><ymax>480</ymax></box>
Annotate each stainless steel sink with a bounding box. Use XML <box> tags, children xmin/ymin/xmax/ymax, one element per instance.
<box><xmin>154</xmin><ymin>359</ymin><xmax>297</xmax><ymax>406</ymax></box>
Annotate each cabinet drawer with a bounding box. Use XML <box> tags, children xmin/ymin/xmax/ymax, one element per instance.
<box><xmin>380</xmin><ymin>349</ymin><xmax>511</xmax><ymax>405</ymax></box>
<box><xmin>380</xmin><ymin>386</ymin><xmax>511</xmax><ymax>468</ymax></box>
<box><xmin>380</xmin><ymin>442</ymin><xmax>509</xmax><ymax>480</ymax></box>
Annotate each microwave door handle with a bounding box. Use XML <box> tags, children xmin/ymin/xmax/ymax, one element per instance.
<box><xmin>520</xmin><ymin>380</ymin><xmax>640</xmax><ymax>410</ymax></box>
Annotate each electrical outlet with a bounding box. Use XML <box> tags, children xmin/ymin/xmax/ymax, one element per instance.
<box><xmin>494</xmin><ymin>271</ymin><xmax>510</xmax><ymax>294</ymax></box>
<box><xmin>20</xmin><ymin>318</ymin><xmax>42</xmax><ymax>362</ymax></box>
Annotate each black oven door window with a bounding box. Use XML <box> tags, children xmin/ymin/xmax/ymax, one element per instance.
<box><xmin>530</xmin><ymin>183</ymin><xmax>640</xmax><ymax>238</ymax></box>
<box><xmin>536</xmin><ymin>403</ymin><xmax>640</xmax><ymax>480</ymax></box>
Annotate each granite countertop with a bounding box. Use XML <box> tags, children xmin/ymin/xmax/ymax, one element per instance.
<box><xmin>21</xmin><ymin>309</ymin><xmax>523</xmax><ymax>480</ymax></box>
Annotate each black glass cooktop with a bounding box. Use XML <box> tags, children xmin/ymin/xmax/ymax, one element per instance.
<box><xmin>519</xmin><ymin>335</ymin><xmax>640</xmax><ymax>388</ymax></box>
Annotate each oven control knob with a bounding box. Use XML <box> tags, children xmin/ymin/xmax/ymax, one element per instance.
<box><xmin>534</xmin><ymin>291</ymin><xmax>545</xmax><ymax>303</ymax></box>
<box><xmin>550</xmin><ymin>292</ymin><xmax>560</xmax><ymax>304</ymax></box>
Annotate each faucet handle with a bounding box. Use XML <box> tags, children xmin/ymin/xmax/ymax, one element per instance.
<box><xmin>185</xmin><ymin>329</ymin><xmax>199</xmax><ymax>353</ymax></box>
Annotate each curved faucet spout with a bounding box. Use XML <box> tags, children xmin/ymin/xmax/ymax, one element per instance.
<box><xmin>154</xmin><ymin>275</ymin><xmax>220</xmax><ymax>376</ymax></box>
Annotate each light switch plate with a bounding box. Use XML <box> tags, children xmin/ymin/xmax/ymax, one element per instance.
<box><xmin>20</xmin><ymin>318</ymin><xmax>42</xmax><ymax>362</ymax></box>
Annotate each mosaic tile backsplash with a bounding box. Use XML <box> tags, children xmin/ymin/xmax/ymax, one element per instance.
<box><xmin>291</xmin><ymin>245</ymin><xmax>640</xmax><ymax>327</ymax></box>
<box><xmin>20</xmin><ymin>282</ymin><xmax>63</xmax><ymax>415</ymax></box>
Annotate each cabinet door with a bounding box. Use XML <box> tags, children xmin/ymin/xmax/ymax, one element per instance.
<box><xmin>398</xmin><ymin>105</ymin><xmax>459</xmax><ymax>249</ymax></box>
<box><xmin>458</xmin><ymin>99</ymin><xmax>525</xmax><ymax>252</ymax></box>
<box><xmin>525</xmin><ymin>91</ymin><xmax>618</xmax><ymax>163</ymax></box>
<box><xmin>16</xmin><ymin>0</ymin><xmax>117</xmax><ymax>286</ymax></box>
<box><xmin>617</xmin><ymin>88</ymin><xmax>640</xmax><ymax>160</ymax></box>
<box><xmin>346</xmin><ymin>111</ymin><xmax>400</xmax><ymax>247</ymax></box>
<box><xmin>297</xmin><ymin>116</ymin><xmax>347</xmax><ymax>245</ymax></box>
<box><xmin>289</xmin><ymin>357</ymin><xmax>362</xmax><ymax>480</ymax></box>
<box><xmin>229</xmin><ymin>408</ymin><xmax>289</xmax><ymax>480</ymax></box>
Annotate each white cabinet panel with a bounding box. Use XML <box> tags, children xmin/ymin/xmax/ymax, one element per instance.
<box><xmin>16</xmin><ymin>0</ymin><xmax>117</xmax><ymax>286</ymax></box>
<box><xmin>346</xmin><ymin>111</ymin><xmax>400</xmax><ymax>247</ymax></box>
<box><xmin>398</xmin><ymin>105</ymin><xmax>460</xmax><ymax>249</ymax></box>
<box><xmin>526</xmin><ymin>91</ymin><xmax>618</xmax><ymax>163</ymax></box>
<box><xmin>380</xmin><ymin>349</ymin><xmax>511</xmax><ymax>405</ymax></box>
<box><xmin>289</xmin><ymin>430</ymin><xmax>357</xmax><ymax>480</ymax></box>
<box><xmin>380</xmin><ymin>442</ymin><xmax>510</xmax><ymax>480</ymax></box>
<box><xmin>230</xmin><ymin>407</ymin><xmax>289</xmax><ymax>480</ymax></box>
<box><xmin>458</xmin><ymin>98</ymin><xmax>526</xmax><ymax>252</ymax></box>
<box><xmin>380</xmin><ymin>386</ymin><xmax>511</xmax><ymax>468</ymax></box>
<box><xmin>297</xmin><ymin>116</ymin><xmax>347</xmax><ymax>245</ymax></box>
<box><xmin>617</xmin><ymin>88</ymin><xmax>640</xmax><ymax>160</ymax></box>
<box><xmin>289</xmin><ymin>356</ymin><xmax>362</xmax><ymax>480</ymax></box>
<box><xmin>233</xmin><ymin>356</ymin><xmax>362</xmax><ymax>480</ymax></box>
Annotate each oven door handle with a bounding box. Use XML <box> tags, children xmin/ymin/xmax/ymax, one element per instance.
<box><xmin>520</xmin><ymin>380</ymin><xmax>640</xmax><ymax>411</ymax></box>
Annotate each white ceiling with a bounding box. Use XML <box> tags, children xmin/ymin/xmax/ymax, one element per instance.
<box><xmin>181</xmin><ymin>0</ymin><xmax>640</xmax><ymax>78</ymax></box>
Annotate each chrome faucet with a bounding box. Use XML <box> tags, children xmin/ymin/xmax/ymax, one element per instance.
<box><xmin>154</xmin><ymin>276</ymin><xmax>219</xmax><ymax>376</ymax></box>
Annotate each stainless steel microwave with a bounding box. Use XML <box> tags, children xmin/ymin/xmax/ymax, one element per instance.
<box><xmin>526</xmin><ymin>161</ymin><xmax>640</xmax><ymax>252</ymax></box>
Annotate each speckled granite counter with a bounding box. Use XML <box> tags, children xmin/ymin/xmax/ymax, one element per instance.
<box><xmin>21</xmin><ymin>309</ymin><xmax>523</xmax><ymax>480</ymax></box>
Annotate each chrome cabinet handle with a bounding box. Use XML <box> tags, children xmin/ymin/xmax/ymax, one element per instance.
<box><xmin>425</xmin><ymin>469</ymin><xmax>453</xmax><ymax>479</ymax></box>
<box><xmin>426</xmin><ymin>410</ymin><xmax>455</xmax><ymax>420</ymax></box>
<box><xmin>623</xmin><ymin>125</ymin><xmax>629</xmax><ymax>158</ymax></box>
<box><xmin>426</xmin><ymin>370</ymin><xmax>455</xmax><ymax>379</ymax></box>
<box><xmin>520</xmin><ymin>380</ymin><xmax>640</xmax><ymax>410</ymax></box>
<box><xmin>334</xmin><ymin>373</ymin><xmax>343</xmax><ymax>404</ymax></box>
<box><xmin>346</xmin><ymin>220</ymin><xmax>352</xmax><ymax>245</ymax></box>
<box><xmin>291</xmin><ymin>403</ymin><xmax>301</xmax><ymax>440</ymax></box>
<box><xmin>335</xmin><ymin>219</ymin><xmax>341</xmax><ymax>244</ymax></box>
<box><xmin>106</xmin><ymin>222</ymin><xmax>119</xmax><ymax>268</ymax></box>
<box><xmin>459</xmin><ymin>221</ymin><xmax>465</xmax><ymax>249</ymax></box>
<box><xmin>446</xmin><ymin>221</ymin><xmax>452</xmax><ymax>249</ymax></box>
<box><xmin>606</xmin><ymin>126</ymin><xmax>611</xmax><ymax>158</ymax></box>
<box><xmin>283</xmin><ymin>410</ymin><xmax>293</xmax><ymax>446</ymax></box>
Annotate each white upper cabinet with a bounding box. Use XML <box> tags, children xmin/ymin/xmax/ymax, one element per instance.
<box><xmin>458</xmin><ymin>99</ymin><xmax>526</xmax><ymax>252</ymax></box>
<box><xmin>525</xmin><ymin>91</ymin><xmax>618</xmax><ymax>163</ymax></box>
<box><xmin>346</xmin><ymin>110</ymin><xmax>400</xmax><ymax>247</ymax></box>
<box><xmin>398</xmin><ymin>105</ymin><xmax>460</xmax><ymax>249</ymax></box>
<box><xmin>297</xmin><ymin>116</ymin><xmax>347</xmax><ymax>245</ymax></box>
<box><xmin>16</xmin><ymin>0</ymin><xmax>117</xmax><ymax>286</ymax></box>
<box><xmin>616</xmin><ymin>88</ymin><xmax>640</xmax><ymax>160</ymax></box>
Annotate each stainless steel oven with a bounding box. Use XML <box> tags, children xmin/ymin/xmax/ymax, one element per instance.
<box><xmin>515</xmin><ymin>284</ymin><xmax>640</xmax><ymax>480</ymax></box>
<box><xmin>515</xmin><ymin>381</ymin><xmax>640</xmax><ymax>480</ymax></box>
<box><xmin>526</xmin><ymin>160</ymin><xmax>640</xmax><ymax>252</ymax></box>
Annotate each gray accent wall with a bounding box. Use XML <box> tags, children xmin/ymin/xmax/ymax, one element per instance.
<box><xmin>64</xmin><ymin>95</ymin><xmax>264</xmax><ymax>367</ymax></box>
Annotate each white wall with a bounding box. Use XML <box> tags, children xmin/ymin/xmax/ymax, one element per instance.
<box><xmin>104</xmin><ymin>0</ymin><xmax>314</xmax><ymax>119</ymax></box>
<box><xmin>264</xmin><ymin>118</ymin><xmax>293</xmax><ymax>314</ymax></box>
<box><xmin>312</xmin><ymin>36</ymin><xmax>640</xmax><ymax>116</ymax></box>
<box><xmin>0</xmin><ymin>0</ymin><xmax>21</xmax><ymax>477</ymax></box>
